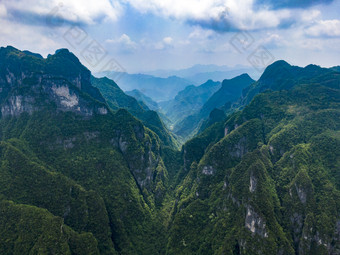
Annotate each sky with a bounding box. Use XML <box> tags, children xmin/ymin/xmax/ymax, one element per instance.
<box><xmin>0</xmin><ymin>0</ymin><xmax>340</xmax><ymax>74</ymax></box>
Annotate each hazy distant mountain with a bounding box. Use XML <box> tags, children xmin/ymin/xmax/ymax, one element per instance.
<box><xmin>95</xmin><ymin>71</ymin><xmax>192</xmax><ymax>102</ymax></box>
<box><xmin>201</xmin><ymin>73</ymin><xmax>255</xmax><ymax>116</ymax></box>
<box><xmin>160</xmin><ymin>80</ymin><xmax>221</xmax><ymax>124</ymax></box>
<box><xmin>125</xmin><ymin>89</ymin><xmax>174</xmax><ymax>128</ymax></box>
<box><xmin>126</xmin><ymin>89</ymin><xmax>159</xmax><ymax>111</ymax></box>
<box><xmin>144</xmin><ymin>64</ymin><xmax>260</xmax><ymax>84</ymax></box>
<box><xmin>173</xmin><ymin>74</ymin><xmax>255</xmax><ymax>139</ymax></box>
<box><xmin>91</xmin><ymin>77</ymin><xmax>178</xmax><ymax>148</ymax></box>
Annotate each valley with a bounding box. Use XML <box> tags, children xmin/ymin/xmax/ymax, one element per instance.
<box><xmin>0</xmin><ymin>46</ymin><xmax>339</xmax><ymax>254</ymax></box>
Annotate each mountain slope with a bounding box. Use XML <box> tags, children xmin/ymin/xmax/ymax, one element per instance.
<box><xmin>91</xmin><ymin>76</ymin><xmax>179</xmax><ymax>149</ymax></box>
<box><xmin>1</xmin><ymin>46</ymin><xmax>340</xmax><ymax>255</ymax></box>
<box><xmin>0</xmin><ymin>46</ymin><xmax>172</xmax><ymax>254</ymax></box>
<box><xmin>173</xmin><ymin>74</ymin><xmax>254</xmax><ymax>140</ymax></box>
<box><xmin>160</xmin><ymin>80</ymin><xmax>221</xmax><ymax>124</ymax></box>
<box><xmin>95</xmin><ymin>71</ymin><xmax>192</xmax><ymax>102</ymax></box>
<box><xmin>0</xmin><ymin>198</ymin><xmax>100</xmax><ymax>254</ymax></box>
<box><xmin>239</xmin><ymin>60</ymin><xmax>334</xmax><ymax>106</ymax></box>
<box><xmin>126</xmin><ymin>89</ymin><xmax>159</xmax><ymax>111</ymax></box>
<box><xmin>167</xmin><ymin>67</ymin><xmax>340</xmax><ymax>254</ymax></box>
<box><xmin>201</xmin><ymin>73</ymin><xmax>254</xmax><ymax>116</ymax></box>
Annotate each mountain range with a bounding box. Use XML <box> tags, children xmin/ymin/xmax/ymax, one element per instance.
<box><xmin>144</xmin><ymin>64</ymin><xmax>261</xmax><ymax>84</ymax></box>
<box><xmin>0</xmin><ymin>46</ymin><xmax>339</xmax><ymax>255</ymax></box>
<box><xmin>95</xmin><ymin>71</ymin><xmax>192</xmax><ymax>102</ymax></box>
<box><xmin>167</xmin><ymin>74</ymin><xmax>255</xmax><ymax>140</ymax></box>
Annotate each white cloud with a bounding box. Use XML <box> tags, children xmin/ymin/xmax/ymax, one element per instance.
<box><xmin>259</xmin><ymin>33</ymin><xmax>286</xmax><ymax>48</ymax></box>
<box><xmin>106</xmin><ymin>34</ymin><xmax>137</xmax><ymax>52</ymax></box>
<box><xmin>124</xmin><ymin>0</ymin><xmax>292</xmax><ymax>31</ymax></box>
<box><xmin>163</xmin><ymin>37</ymin><xmax>173</xmax><ymax>45</ymax></box>
<box><xmin>154</xmin><ymin>37</ymin><xmax>174</xmax><ymax>50</ymax></box>
<box><xmin>3</xmin><ymin>0</ymin><xmax>122</xmax><ymax>25</ymax></box>
<box><xmin>188</xmin><ymin>27</ymin><xmax>215</xmax><ymax>40</ymax></box>
<box><xmin>305</xmin><ymin>19</ymin><xmax>340</xmax><ymax>37</ymax></box>
<box><xmin>299</xmin><ymin>39</ymin><xmax>323</xmax><ymax>50</ymax></box>
<box><xmin>300</xmin><ymin>9</ymin><xmax>321</xmax><ymax>23</ymax></box>
<box><xmin>0</xmin><ymin>17</ymin><xmax>62</xmax><ymax>56</ymax></box>
<box><xmin>0</xmin><ymin>3</ymin><xmax>7</xmax><ymax>17</ymax></box>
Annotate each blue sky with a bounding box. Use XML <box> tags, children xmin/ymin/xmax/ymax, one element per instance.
<box><xmin>0</xmin><ymin>0</ymin><xmax>340</xmax><ymax>74</ymax></box>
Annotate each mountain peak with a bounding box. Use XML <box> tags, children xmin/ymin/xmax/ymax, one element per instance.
<box><xmin>263</xmin><ymin>60</ymin><xmax>291</xmax><ymax>73</ymax></box>
<box><xmin>304</xmin><ymin>64</ymin><xmax>322</xmax><ymax>72</ymax></box>
<box><xmin>55</xmin><ymin>48</ymin><xmax>70</xmax><ymax>54</ymax></box>
<box><xmin>222</xmin><ymin>73</ymin><xmax>254</xmax><ymax>87</ymax></box>
<box><xmin>258</xmin><ymin>60</ymin><xmax>294</xmax><ymax>81</ymax></box>
<box><xmin>0</xmin><ymin>45</ymin><xmax>19</xmax><ymax>52</ymax></box>
<box><xmin>238</xmin><ymin>73</ymin><xmax>253</xmax><ymax>80</ymax></box>
<box><xmin>50</xmin><ymin>48</ymin><xmax>83</xmax><ymax>65</ymax></box>
<box><xmin>22</xmin><ymin>50</ymin><xmax>43</xmax><ymax>59</ymax></box>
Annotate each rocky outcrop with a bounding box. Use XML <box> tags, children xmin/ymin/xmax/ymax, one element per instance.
<box><xmin>0</xmin><ymin>47</ymin><xmax>108</xmax><ymax>118</ymax></box>
<box><xmin>249</xmin><ymin>173</ymin><xmax>257</xmax><ymax>193</ymax></box>
<box><xmin>1</xmin><ymin>95</ymin><xmax>35</xmax><ymax>116</ymax></box>
<box><xmin>245</xmin><ymin>205</ymin><xmax>268</xmax><ymax>238</ymax></box>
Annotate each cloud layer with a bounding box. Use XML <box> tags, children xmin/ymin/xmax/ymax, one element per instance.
<box><xmin>1</xmin><ymin>0</ymin><xmax>339</xmax><ymax>73</ymax></box>
<box><xmin>305</xmin><ymin>19</ymin><xmax>340</xmax><ymax>37</ymax></box>
<box><xmin>124</xmin><ymin>0</ymin><xmax>293</xmax><ymax>31</ymax></box>
<box><xmin>2</xmin><ymin>0</ymin><xmax>122</xmax><ymax>26</ymax></box>
<box><xmin>2</xmin><ymin>0</ymin><xmax>338</xmax><ymax>33</ymax></box>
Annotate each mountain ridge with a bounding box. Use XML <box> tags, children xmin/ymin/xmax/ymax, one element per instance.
<box><xmin>0</xmin><ymin>46</ymin><xmax>339</xmax><ymax>255</ymax></box>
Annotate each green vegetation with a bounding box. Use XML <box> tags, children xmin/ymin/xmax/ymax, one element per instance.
<box><xmin>172</xmin><ymin>74</ymin><xmax>254</xmax><ymax>140</ymax></box>
<box><xmin>0</xmin><ymin>199</ymin><xmax>100</xmax><ymax>255</ymax></box>
<box><xmin>168</xmin><ymin>68</ymin><xmax>340</xmax><ymax>254</ymax></box>
<box><xmin>161</xmin><ymin>80</ymin><xmax>221</xmax><ymax>124</ymax></box>
<box><xmin>0</xmin><ymin>46</ymin><xmax>339</xmax><ymax>254</ymax></box>
<box><xmin>91</xmin><ymin>76</ymin><xmax>179</xmax><ymax>149</ymax></box>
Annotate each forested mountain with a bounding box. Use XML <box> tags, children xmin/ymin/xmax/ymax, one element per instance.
<box><xmin>95</xmin><ymin>71</ymin><xmax>192</xmax><ymax>102</ymax></box>
<box><xmin>172</xmin><ymin>74</ymin><xmax>254</xmax><ymax>140</ymax></box>
<box><xmin>160</xmin><ymin>80</ymin><xmax>221</xmax><ymax>124</ymax></box>
<box><xmin>144</xmin><ymin>64</ymin><xmax>260</xmax><ymax>84</ymax></box>
<box><xmin>91</xmin><ymin>76</ymin><xmax>178</xmax><ymax>148</ymax></box>
<box><xmin>239</xmin><ymin>60</ymin><xmax>336</xmax><ymax>106</ymax></box>
<box><xmin>0</xmin><ymin>46</ymin><xmax>173</xmax><ymax>254</ymax></box>
<box><xmin>0</xmin><ymin>46</ymin><xmax>339</xmax><ymax>255</ymax></box>
<box><xmin>125</xmin><ymin>89</ymin><xmax>159</xmax><ymax>111</ymax></box>
<box><xmin>168</xmin><ymin>63</ymin><xmax>340</xmax><ymax>255</ymax></box>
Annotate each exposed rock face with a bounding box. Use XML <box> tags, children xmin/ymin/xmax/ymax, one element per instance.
<box><xmin>290</xmin><ymin>212</ymin><xmax>304</xmax><ymax>244</ymax></box>
<box><xmin>109</xmin><ymin>121</ymin><xmax>165</xmax><ymax>192</ymax></box>
<box><xmin>51</xmin><ymin>85</ymin><xmax>79</xmax><ymax>108</ymax></box>
<box><xmin>119</xmin><ymin>136</ymin><xmax>128</xmax><ymax>153</ymax></box>
<box><xmin>224</xmin><ymin>127</ymin><xmax>229</xmax><ymax>136</ymax></box>
<box><xmin>331</xmin><ymin>220</ymin><xmax>340</xmax><ymax>254</ymax></box>
<box><xmin>297</xmin><ymin>216</ymin><xmax>340</xmax><ymax>255</ymax></box>
<box><xmin>1</xmin><ymin>95</ymin><xmax>35</xmax><ymax>116</ymax></box>
<box><xmin>245</xmin><ymin>205</ymin><xmax>268</xmax><ymax>238</ymax></box>
<box><xmin>98</xmin><ymin>107</ymin><xmax>107</xmax><ymax>115</ymax></box>
<box><xmin>0</xmin><ymin>47</ymin><xmax>108</xmax><ymax>118</ymax></box>
<box><xmin>249</xmin><ymin>173</ymin><xmax>257</xmax><ymax>193</ymax></box>
<box><xmin>230</xmin><ymin>137</ymin><xmax>248</xmax><ymax>158</ymax></box>
<box><xmin>0</xmin><ymin>46</ymin><xmax>165</xmax><ymax>198</ymax></box>
<box><xmin>295</xmin><ymin>184</ymin><xmax>307</xmax><ymax>204</ymax></box>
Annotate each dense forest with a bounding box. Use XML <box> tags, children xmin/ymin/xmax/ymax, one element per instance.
<box><xmin>0</xmin><ymin>46</ymin><xmax>339</xmax><ymax>255</ymax></box>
